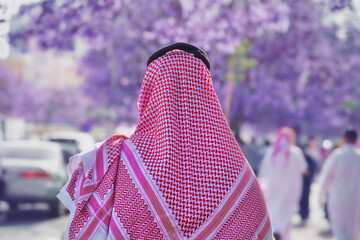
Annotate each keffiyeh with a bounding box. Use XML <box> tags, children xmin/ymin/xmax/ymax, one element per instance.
<box><xmin>58</xmin><ymin>44</ymin><xmax>273</xmax><ymax>240</ymax></box>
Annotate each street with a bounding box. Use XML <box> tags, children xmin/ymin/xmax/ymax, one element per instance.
<box><xmin>290</xmin><ymin>180</ymin><xmax>335</xmax><ymax>240</ymax></box>
<box><xmin>0</xmin><ymin>204</ymin><xmax>68</xmax><ymax>240</ymax></box>
<box><xmin>0</xmin><ymin>180</ymin><xmax>335</xmax><ymax>240</ymax></box>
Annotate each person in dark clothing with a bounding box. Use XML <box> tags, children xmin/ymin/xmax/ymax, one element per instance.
<box><xmin>234</xmin><ymin>136</ymin><xmax>264</xmax><ymax>176</ymax></box>
<box><xmin>299</xmin><ymin>149</ymin><xmax>317</xmax><ymax>225</ymax></box>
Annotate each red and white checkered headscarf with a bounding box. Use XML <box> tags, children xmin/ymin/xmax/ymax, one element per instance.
<box><xmin>61</xmin><ymin>48</ymin><xmax>272</xmax><ymax>240</ymax></box>
<box><xmin>130</xmin><ymin>49</ymin><xmax>271</xmax><ymax>237</ymax></box>
<box><xmin>271</xmin><ymin>127</ymin><xmax>297</xmax><ymax>168</ymax></box>
<box><xmin>131</xmin><ymin>50</ymin><xmax>245</xmax><ymax>235</ymax></box>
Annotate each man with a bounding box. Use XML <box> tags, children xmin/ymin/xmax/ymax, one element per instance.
<box><xmin>319</xmin><ymin>127</ymin><xmax>360</xmax><ymax>240</ymax></box>
<box><xmin>239</xmin><ymin>138</ymin><xmax>263</xmax><ymax>175</ymax></box>
<box><xmin>58</xmin><ymin>43</ymin><xmax>274</xmax><ymax>239</ymax></box>
<box><xmin>299</xmin><ymin>140</ymin><xmax>317</xmax><ymax>226</ymax></box>
<box><xmin>258</xmin><ymin>127</ymin><xmax>308</xmax><ymax>240</ymax></box>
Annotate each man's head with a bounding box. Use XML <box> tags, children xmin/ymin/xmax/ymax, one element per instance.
<box><xmin>343</xmin><ymin>127</ymin><xmax>358</xmax><ymax>144</ymax></box>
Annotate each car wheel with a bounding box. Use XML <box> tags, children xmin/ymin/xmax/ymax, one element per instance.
<box><xmin>48</xmin><ymin>199</ymin><xmax>66</xmax><ymax>217</ymax></box>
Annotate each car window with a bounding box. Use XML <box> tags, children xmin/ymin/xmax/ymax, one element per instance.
<box><xmin>49</xmin><ymin>139</ymin><xmax>77</xmax><ymax>146</ymax></box>
<box><xmin>3</xmin><ymin>147</ymin><xmax>57</xmax><ymax>160</ymax></box>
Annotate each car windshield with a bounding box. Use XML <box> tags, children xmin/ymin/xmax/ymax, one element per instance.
<box><xmin>3</xmin><ymin>147</ymin><xmax>57</xmax><ymax>160</ymax></box>
<box><xmin>49</xmin><ymin>138</ymin><xmax>77</xmax><ymax>145</ymax></box>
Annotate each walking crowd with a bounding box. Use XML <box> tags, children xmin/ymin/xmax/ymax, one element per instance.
<box><xmin>245</xmin><ymin>127</ymin><xmax>360</xmax><ymax>240</ymax></box>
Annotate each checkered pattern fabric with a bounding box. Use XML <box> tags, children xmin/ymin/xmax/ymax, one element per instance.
<box><xmin>130</xmin><ymin>50</ymin><xmax>243</xmax><ymax>237</ymax></box>
<box><xmin>67</xmin><ymin>136</ymin><xmax>128</xmax><ymax>239</ymax></box>
<box><xmin>130</xmin><ymin>50</ymin><xmax>269</xmax><ymax>238</ymax></box>
<box><xmin>64</xmin><ymin>50</ymin><xmax>272</xmax><ymax>239</ymax></box>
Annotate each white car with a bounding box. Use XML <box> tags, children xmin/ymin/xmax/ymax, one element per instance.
<box><xmin>2</xmin><ymin>141</ymin><xmax>67</xmax><ymax>216</ymax></box>
<box><xmin>42</xmin><ymin>131</ymin><xmax>95</xmax><ymax>152</ymax></box>
<box><xmin>42</xmin><ymin>131</ymin><xmax>95</xmax><ymax>163</ymax></box>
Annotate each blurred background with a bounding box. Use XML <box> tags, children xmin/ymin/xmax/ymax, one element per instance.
<box><xmin>0</xmin><ymin>0</ymin><xmax>359</xmax><ymax>239</ymax></box>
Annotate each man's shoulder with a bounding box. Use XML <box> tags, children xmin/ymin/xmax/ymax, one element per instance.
<box><xmin>329</xmin><ymin>147</ymin><xmax>344</xmax><ymax>157</ymax></box>
<box><xmin>328</xmin><ymin>147</ymin><xmax>360</xmax><ymax>161</ymax></box>
<box><xmin>354</xmin><ymin>148</ymin><xmax>360</xmax><ymax>158</ymax></box>
<box><xmin>290</xmin><ymin>146</ymin><xmax>303</xmax><ymax>155</ymax></box>
<box><xmin>76</xmin><ymin>143</ymin><xmax>98</xmax><ymax>158</ymax></box>
<box><xmin>70</xmin><ymin>143</ymin><xmax>101</xmax><ymax>167</ymax></box>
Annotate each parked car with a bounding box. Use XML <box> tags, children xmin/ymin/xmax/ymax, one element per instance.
<box><xmin>2</xmin><ymin>141</ymin><xmax>67</xmax><ymax>217</ymax></box>
<box><xmin>42</xmin><ymin>131</ymin><xmax>95</xmax><ymax>164</ymax></box>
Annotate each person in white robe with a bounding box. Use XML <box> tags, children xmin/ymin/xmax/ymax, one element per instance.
<box><xmin>319</xmin><ymin>127</ymin><xmax>360</xmax><ymax>240</ymax></box>
<box><xmin>258</xmin><ymin>127</ymin><xmax>308</xmax><ymax>240</ymax></box>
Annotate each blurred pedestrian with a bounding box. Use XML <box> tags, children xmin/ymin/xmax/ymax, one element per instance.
<box><xmin>259</xmin><ymin>127</ymin><xmax>308</xmax><ymax>240</ymax></box>
<box><xmin>0</xmin><ymin>130</ymin><xmax>3</xmax><ymax>208</ymax></box>
<box><xmin>319</xmin><ymin>127</ymin><xmax>360</xmax><ymax>240</ymax></box>
<box><xmin>58</xmin><ymin>43</ymin><xmax>274</xmax><ymax>239</ymax></box>
<box><xmin>240</xmin><ymin>139</ymin><xmax>263</xmax><ymax>175</ymax></box>
<box><xmin>251</xmin><ymin>137</ymin><xmax>257</xmax><ymax>146</ymax></box>
<box><xmin>298</xmin><ymin>139</ymin><xmax>317</xmax><ymax>226</ymax></box>
<box><xmin>307</xmin><ymin>137</ymin><xmax>322</xmax><ymax>167</ymax></box>
<box><xmin>259</xmin><ymin>139</ymin><xmax>271</xmax><ymax>167</ymax></box>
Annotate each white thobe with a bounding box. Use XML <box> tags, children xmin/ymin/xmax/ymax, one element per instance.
<box><xmin>319</xmin><ymin>144</ymin><xmax>360</xmax><ymax>240</ymax></box>
<box><xmin>258</xmin><ymin>146</ymin><xmax>307</xmax><ymax>239</ymax></box>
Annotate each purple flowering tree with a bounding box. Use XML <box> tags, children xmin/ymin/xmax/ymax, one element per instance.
<box><xmin>0</xmin><ymin>64</ymin><xmax>91</xmax><ymax>127</ymax></box>
<box><xmin>13</xmin><ymin>85</ymin><xmax>91</xmax><ymax>126</ymax></box>
<box><xmin>0</xmin><ymin>64</ymin><xmax>19</xmax><ymax>115</ymax></box>
<box><xmin>11</xmin><ymin>0</ymin><xmax>290</xmax><ymax>124</ymax></box>
<box><xmin>9</xmin><ymin>0</ymin><xmax>360</xmax><ymax>137</ymax></box>
<box><xmin>227</xmin><ymin>0</ymin><xmax>360</xmax><ymax>137</ymax></box>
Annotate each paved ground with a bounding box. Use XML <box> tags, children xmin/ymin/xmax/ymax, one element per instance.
<box><xmin>0</xmin><ymin>203</ymin><xmax>68</xmax><ymax>240</ymax></box>
<box><xmin>291</xmin><ymin>180</ymin><xmax>335</xmax><ymax>240</ymax></box>
<box><xmin>0</xmin><ymin>180</ymin><xmax>336</xmax><ymax>240</ymax></box>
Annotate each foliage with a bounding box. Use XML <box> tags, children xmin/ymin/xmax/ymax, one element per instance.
<box><xmin>0</xmin><ymin>64</ymin><xmax>91</xmax><ymax>126</ymax></box>
<box><xmin>11</xmin><ymin>0</ymin><xmax>290</xmax><ymax>124</ymax></box>
<box><xmin>228</xmin><ymin>0</ymin><xmax>360</xmax><ymax>136</ymax></box>
<box><xmin>7</xmin><ymin>0</ymin><xmax>360</xmax><ymax>137</ymax></box>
